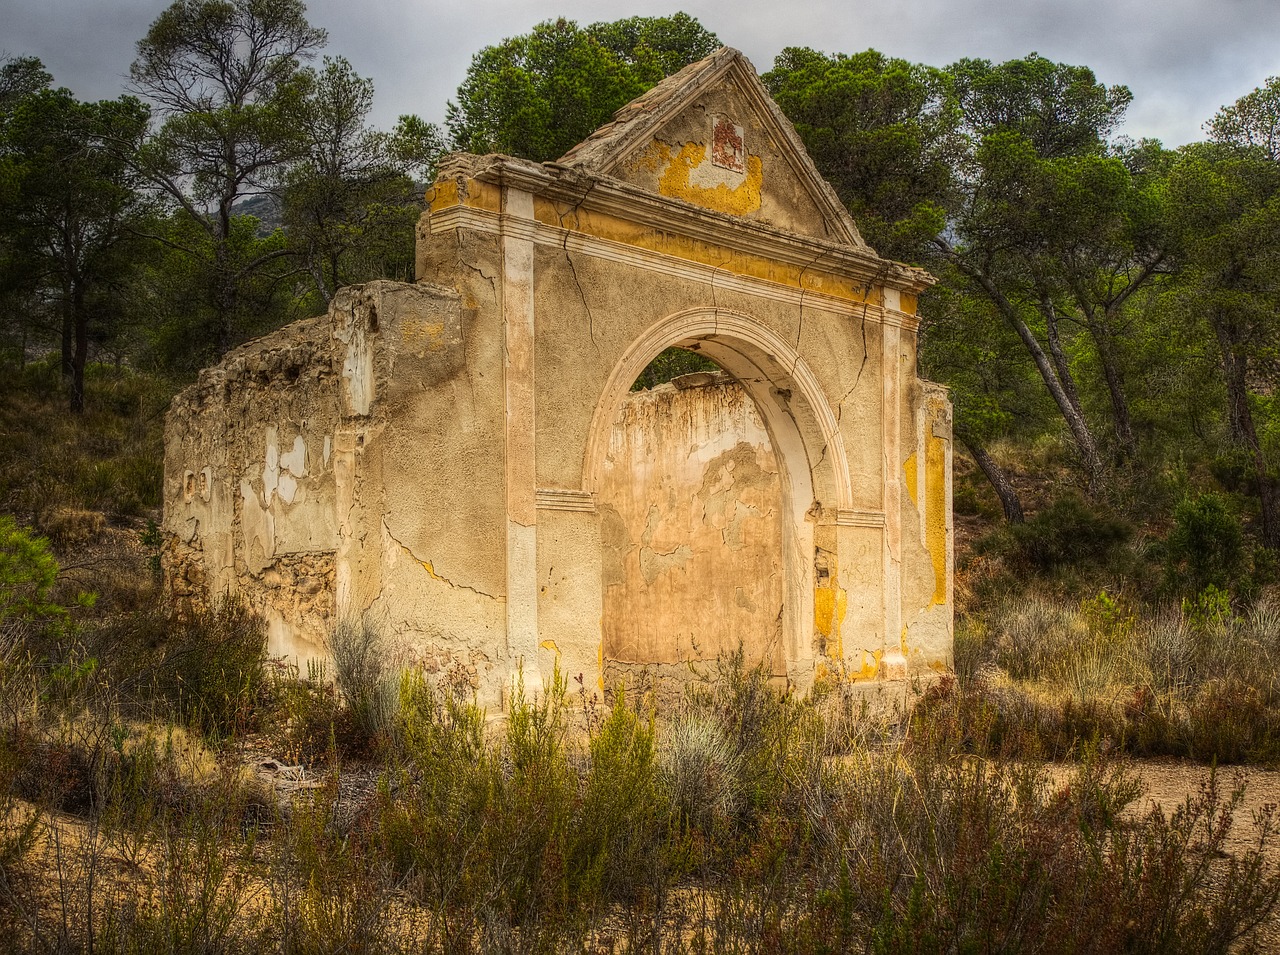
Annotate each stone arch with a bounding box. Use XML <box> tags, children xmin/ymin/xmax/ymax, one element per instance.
<box><xmin>582</xmin><ymin>306</ymin><xmax>855</xmax><ymax>681</ymax></box>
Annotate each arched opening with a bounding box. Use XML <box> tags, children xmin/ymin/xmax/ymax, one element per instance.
<box><xmin>599</xmin><ymin>348</ymin><xmax>786</xmax><ymax>692</ymax></box>
<box><xmin>583</xmin><ymin>308</ymin><xmax>854</xmax><ymax>695</ymax></box>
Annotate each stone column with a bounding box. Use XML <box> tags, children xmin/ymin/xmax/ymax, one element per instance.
<box><xmin>880</xmin><ymin>288</ymin><xmax>906</xmax><ymax>677</ymax></box>
<box><xmin>502</xmin><ymin>186</ymin><xmax>541</xmax><ymax>694</ymax></box>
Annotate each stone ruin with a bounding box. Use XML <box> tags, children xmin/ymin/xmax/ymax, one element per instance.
<box><xmin>163</xmin><ymin>47</ymin><xmax>954</xmax><ymax>708</ymax></box>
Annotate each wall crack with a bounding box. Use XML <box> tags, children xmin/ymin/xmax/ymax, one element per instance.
<box><xmin>383</xmin><ymin>519</ymin><xmax>497</xmax><ymax>600</ymax></box>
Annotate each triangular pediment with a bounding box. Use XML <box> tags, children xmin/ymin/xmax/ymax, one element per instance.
<box><xmin>558</xmin><ymin>48</ymin><xmax>866</xmax><ymax>248</ymax></box>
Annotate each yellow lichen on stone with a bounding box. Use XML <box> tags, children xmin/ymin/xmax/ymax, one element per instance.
<box><xmin>466</xmin><ymin>179</ymin><xmax>502</xmax><ymax>212</ymax></box>
<box><xmin>424</xmin><ymin>179</ymin><xmax>458</xmax><ymax>212</ymax></box>
<box><xmin>425</xmin><ymin>177</ymin><xmax>501</xmax><ymax>214</ymax></box>
<box><xmin>814</xmin><ymin>563</ymin><xmax>847</xmax><ymax>661</ymax></box>
<box><xmin>401</xmin><ymin>319</ymin><xmax>447</xmax><ymax>352</ymax></box>
<box><xmin>851</xmin><ymin>649</ymin><xmax>881</xmax><ymax>681</ymax></box>
<box><xmin>656</xmin><ymin>141</ymin><xmax>763</xmax><ymax>216</ymax></box>
<box><xmin>925</xmin><ymin>429</ymin><xmax>947</xmax><ymax>606</ymax></box>
<box><xmin>903</xmin><ymin>451</ymin><xmax>919</xmax><ymax>506</ymax></box>
<box><xmin>531</xmin><ymin>195</ymin><xmax>876</xmax><ymax>305</ymax></box>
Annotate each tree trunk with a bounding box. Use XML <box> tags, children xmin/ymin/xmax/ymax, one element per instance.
<box><xmin>1073</xmin><ymin>293</ymin><xmax>1138</xmax><ymax>462</ymax></box>
<box><xmin>59</xmin><ymin>281</ymin><xmax>74</xmax><ymax>380</ymax></box>
<box><xmin>961</xmin><ymin>435</ymin><xmax>1025</xmax><ymax>524</ymax></box>
<box><xmin>213</xmin><ymin>246</ymin><xmax>237</xmax><ymax>356</ymax></box>
<box><xmin>69</xmin><ymin>280</ymin><xmax>88</xmax><ymax>414</ymax></box>
<box><xmin>1040</xmin><ymin>293</ymin><xmax>1084</xmax><ymax>414</ymax></box>
<box><xmin>1211</xmin><ymin>311</ymin><xmax>1280</xmax><ymax>549</ymax></box>
<box><xmin>1092</xmin><ymin>319</ymin><xmax>1136</xmax><ymax>461</ymax></box>
<box><xmin>941</xmin><ymin>245</ymin><xmax>1107</xmax><ymax>492</ymax></box>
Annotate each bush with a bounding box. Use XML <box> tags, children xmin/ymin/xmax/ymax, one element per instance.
<box><xmin>937</xmin><ymin>590</ymin><xmax>1280</xmax><ymax>763</ymax></box>
<box><xmin>659</xmin><ymin>710</ymin><xmax>742</xmax><ymax>834</ymax></box>
<box><xmin>328</xmin><ymin>618</ymin><xmax>395</xmax><ymax>752</ymax></box>
<box><xmin>569</xmin><ymin>688</ymin><xmax>675</xmax><ymax>909</ymax></box>
<box><xmin>155</xmin><ymin>602</ymin><xmax>267</xmax><ymax>742</ymax></box>
<box><xmin>0</xmin><ymin>516</ymin><xmax>63</xmax><ymax>624</ymax></box>
<box><xmin>1166</xmin><ymin>491</ymin><xmax>1247</xmax><ymax>597</ymax></box>
<box><xmin>977</xmin><ymin>494</ymin><xmax>1132</xmax><ymax>573</ymax></box>
<box><xmin>262</xmin><ymin>659</ymin><xmax>342</xmax><ymax>767</ymax></box>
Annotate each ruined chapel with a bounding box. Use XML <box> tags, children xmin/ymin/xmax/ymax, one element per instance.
<box><xmin>162</xmin><ymin>48</ymin><xmax>954</xmax><ymax>707</ymax></box>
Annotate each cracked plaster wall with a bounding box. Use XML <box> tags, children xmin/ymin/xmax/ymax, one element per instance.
<box><xmin>163</xmin><ymin>314</ymin><xmax>342</xmax><ymax>663</ymax></box>
<box><xmin>163</xmin><ymin>280</ymin><xmax>513</xmax><ymax>698</ymax></box>
<box><xmin>599</xmin><ymin>373</ymin><xmax>784</xmax><ymax>683</ymax></box>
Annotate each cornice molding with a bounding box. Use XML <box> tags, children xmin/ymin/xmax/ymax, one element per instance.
<box><xmin>428</xmin><ymin>204</ymin><xmax>922</xmax><ymax>332</ymax></box>
<box><xmin>436</xmin><ymin>154</ymin><xmax>934</xmax><ymax>296</ymax></box>
<box><xmin>836</xmin><ymin>509</ymin><xmax>887</xmax><ymax>528</ymax></box>
<box><xmin>535</xmin><ymin>488</ymin><xmax>597</xmax><ymax>513</ymax></box>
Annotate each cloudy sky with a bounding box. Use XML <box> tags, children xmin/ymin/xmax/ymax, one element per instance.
<box><xmin>4</xmin><ymin>0</ymin><xmax>1279</xmax><ymax>148</ymax></box>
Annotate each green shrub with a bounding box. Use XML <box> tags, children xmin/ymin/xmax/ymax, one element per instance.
<box><xmin>951</xmin><ymin>617</ymin><xmax>988</xmax><ymax>684</ymax></box>
<box><xmin>977</xmin><ymin>494</ymin><xmax>1132</xmax><ymax>573</ymax></box>
<box><xmin>268</xmin><ymin>774</ymin><xmax>397</xmax><ymax>955</ymax></box>
<box><xmin>491</xmin><ymin>671</ymin><xmax>576</xmax><ymax>929</ymax></box>
<box><xmin>262</xmin><ymin>660</ymin><xmax>342</xmax><ymax>767</ymax></box>
<box><xmin>569</xmin><ymin>688</ymin><xmax>675</xmax><ymax>908</ymax></box>
<box><xmin>157</xmin><ymin>602</ymin><xmax>267</xmax><ymax>742</ymax></box>
<box><xmin>1166</xmin><ymin>491</ymin><xmax>1246</xmax><ymax>597</ymax></box>
<box><xmin>0</xmin><ymin>516</ymin><xmax>63</xmax><ymax>623</ymax></box>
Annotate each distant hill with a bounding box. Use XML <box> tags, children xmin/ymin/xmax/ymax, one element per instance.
<box><xmin>232</xmin><ymin>193</ymin><xmax>283</xmax><ymax>235</ymax></box>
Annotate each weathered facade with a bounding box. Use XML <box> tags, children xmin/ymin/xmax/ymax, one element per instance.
<box><xmin>163</xmin><ymin>48</ymin><xmax>954</xmax><ymax>707</ymax></box>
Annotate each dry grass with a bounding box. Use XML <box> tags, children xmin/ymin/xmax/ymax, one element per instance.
<box><xmin>940</xmin><ymin>592</ymin><xmax>1280</xmax><ymax>762</ymax></box>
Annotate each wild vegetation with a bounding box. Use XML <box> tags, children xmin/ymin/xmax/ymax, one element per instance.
<box><xmin>2</xmin><ymin>1</ymin><xmax>1280</xmax><ymax>951</ymax></box>
<box><xmin>1</xmin><ymin>585</ymin><xmax>1277</xmax><ymax>953</ymax></box>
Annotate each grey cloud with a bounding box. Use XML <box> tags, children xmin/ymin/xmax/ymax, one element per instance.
<box><xmin>2</xmin><ymin>0</ymin><xmax>1277</xmax><ymax>147</ymax></box>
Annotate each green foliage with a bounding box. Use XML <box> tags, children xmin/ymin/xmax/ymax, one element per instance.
<box><xmin>0</xmin><ymin>363</ymin><xmax>168</xmax><ymax>570</ymax></box>
<box><xmin>939</xmin><ymin>591</ymin><xmax>1280</xmax><ymax>763</ymax></box>
<box><xmin>1207</xmin><ymin>74</ymin><xmax>1280</xmax><ymax>160</ymax></box>
<box><xmin>114</xmin><ymin>601</ymin><xmax>268</xmax><ymax>742</ymax></box>
<box><xmin>0</xmin><ymin>623</ymin><xmax>1277</xmax><ymax>952</ymax></box>
<box><xmin>569</xmin><ymin>688</ymin><xmax>673</xmax><ymax>905</ymax></box>
<box><xmin>447</xmin><ymin>15</ymin><xmax>719</xmax><ymax>161</ymax></box>
<box><xmin>0</xmin><ymin>516</ymin><xmax>62</xmax><ymax>622</ymax></box>
<box><xmin>177</xmin><ymin>604</ymin><xmax>267</xmax><ymax>741</ymax></box>
<box><xmin>764</xmin><ymin>47</ymin><xmax>957</xmax><ymax>260</ymax></box>
<box><xmin>630</xmin><ymin>346</ymin><xmax>719</xmax><ymax>390</ymax></box>
<box><xmin>283</xmin><ymin>56</ymin><xmax>441</xmax><ymax>304</ymax></box>
<box><xmin>1163</xmin><ymin>82</ymin><xmax>1280</xmax><ymax>547</ymax></box>
<box><xmin>0</xmin><ymin>66</ymin><xmax>152</xmax><ymax>410</ymax></box>
<box><xmin>1166</xmin><ymin>492</ymin><xmax>1246</xmax><ymax>596</ymax></box>
<box><xmin>494</xmin><ymin>671</ymin><xmax>576</xmax><ymax>927</ymax></box>
<box><xmin>129</xmin><ymin>0</ymin><xmax>327</xmax><ymax>356</ymax></box>
<box><xmin>949</xmin><ymin>52</ymin><xmax>1132</xmax><ymax>158</ymax></box>
<box><xmin>977</xmin><ymin>494</ymin><xmax>1132</xmax><ymax>573</ymax></box>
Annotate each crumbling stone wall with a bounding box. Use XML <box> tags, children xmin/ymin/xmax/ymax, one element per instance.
<box><xmin>164</xmin><ymin>314</ymin><xmax>341</xmax><ymax>659</ymax></box>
